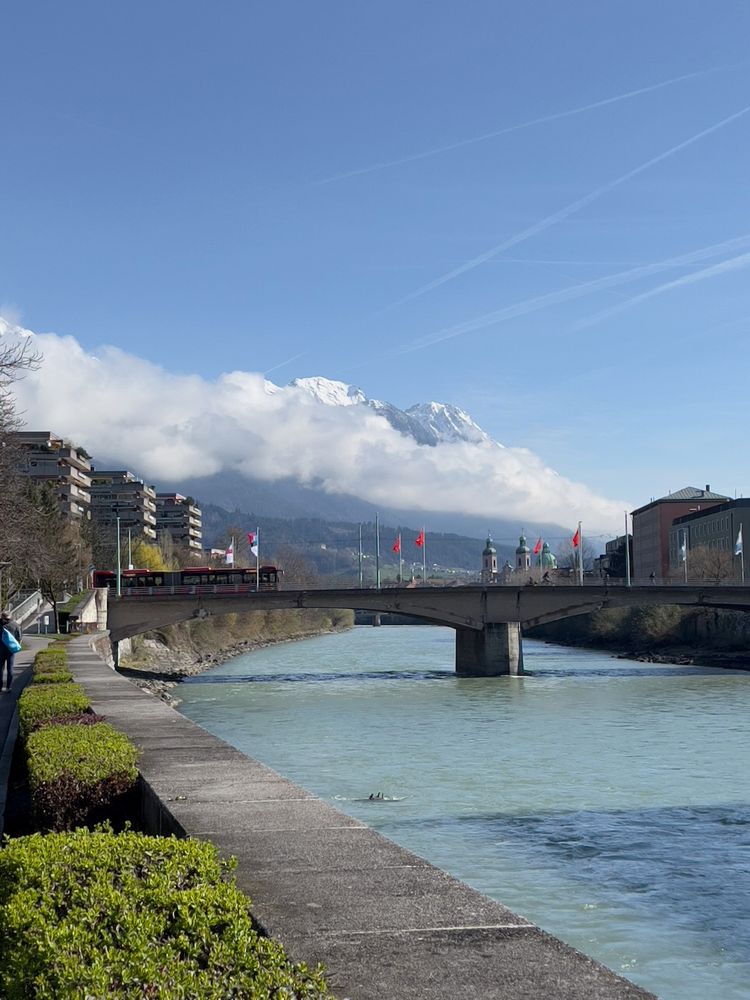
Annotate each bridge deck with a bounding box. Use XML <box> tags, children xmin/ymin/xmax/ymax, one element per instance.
<box><xmin>106</xmin><ymin>584</ymin><xmax>750</xmax><ymax>643</ymax></box>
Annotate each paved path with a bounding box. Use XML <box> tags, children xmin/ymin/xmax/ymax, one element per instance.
<box><xmin>0</xmin><ymin>635</ymin><xmax>50</xmax><ymax>836</ymax></box>
<box><xmin>62</xmin><ymin>634</ymin><xmax>657</xmax><ymax>1000</ymax></box>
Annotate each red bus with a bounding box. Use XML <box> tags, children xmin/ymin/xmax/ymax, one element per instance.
<box><xmin>93</xmin><ymin>566</ymin><xmax>281</xmax><ymax>592</ymax></box>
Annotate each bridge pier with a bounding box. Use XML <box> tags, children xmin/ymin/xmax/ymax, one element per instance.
<box><xmin>455</xmin><ymin>622</ymin><xmax>524</xmax><ymax>677</ymax></box>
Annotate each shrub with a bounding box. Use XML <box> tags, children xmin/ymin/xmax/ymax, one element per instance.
<box><xmin>33</xmin><ymin>649</ymin><xmax>68</xmax><ymax>673</ymax></box>
<box><xmin>0</xmin><ymin>827</ymin><xmax>331</xmax><ymax>999</ymax></box>
<box><xmin>26</xmin><ymin>723</ymin><xmax>139</xmax><ymax>831</ymax></box>
<box><xmin>628</xmin><ymin>605</ymin><xmax>687</xmax><ymax>645</ymax></box>
<box><xmin>31</xmin><ymin>668</ymin><xmax>73</xmax><ymax>684</ymax></box>
<box><xmin>18</xmin><ymin>683</ymin><xmax>90</xmax><ymax>737</ymax></box>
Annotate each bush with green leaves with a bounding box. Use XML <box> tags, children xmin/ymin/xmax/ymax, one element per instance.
<box><xmin>31</xmin><ymin>668</ymin><xmax>73</xmax><ymax>684</ymax></box>
<box><xmin>18</xmin><ymin>682</ymin><xmax>91</xmax><ymax>737</ymax></box>
<box><xmin>0</xmin><ymin>826</ymin><xmax>331</xmax><ymax>999</ymax></box>
<box><xmin>33</xmin><ymin>648</ymin><xmax>68</xmax><ymax>671</ymax></box>
<box><xmin>26</xmin><ymin>723</ymin><xmax>139</xmax><ymax>831</ymax></box>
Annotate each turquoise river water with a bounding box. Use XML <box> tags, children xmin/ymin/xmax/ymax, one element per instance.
<box><xmin>176</xmin><ymin>626</ymin><xmax>750</xmax><ymax>1000</ymax></box>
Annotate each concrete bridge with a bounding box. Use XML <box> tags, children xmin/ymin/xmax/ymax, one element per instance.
<box><xmin>105</xmin><ymin>583</ymin><xmax>750</xmax><ymax>676</ymax></box>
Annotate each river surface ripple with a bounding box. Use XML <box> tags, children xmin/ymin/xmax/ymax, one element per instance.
<box><xmin>177</xmin><ymin>626</ymin><xmax>750</xmax><ymax>1000</ymax></box>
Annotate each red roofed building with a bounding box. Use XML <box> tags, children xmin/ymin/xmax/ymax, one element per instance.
<box><xmin>631</xmin><ymin>485</ymin><xmax>730</xmax><ymax>582</ymax></box>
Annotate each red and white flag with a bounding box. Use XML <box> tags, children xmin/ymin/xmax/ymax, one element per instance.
<box><xmin>248</xmin><ymin>529</ymin><xmax>259</xmax><ymax>557</ymax></box>
<box><xmin>225</xmin><ymin>539</ymin><xmax>234</xmax><ymax>566</ymax></box>
<box><xmin>533</xmin><ymin>537</ymin><xmax>543</xmax><ymax>555</ymax></box>
<box><xmin>393</xmin><ymin>534</ymin><xmax>401</xmax><ymax>554</ymax></box>
<box><xmin>415</xmin><ymin>530</ymin><xmax>425</xmax><ymax>548</ymax></box>
<box><xmin>572</xmin><ymin>527</ymin><xmax>580</xmax><ymax>549</ymax></box>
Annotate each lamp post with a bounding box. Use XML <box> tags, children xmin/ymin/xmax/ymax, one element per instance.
<box><xmin>375</xmin><ymin>513</ymin><xmax>381</xmax><ymax>590</ymax></box>
<box><xmin>116</xmin><ymin>516</ymin><xmax>122</xmax><ymax>598</ymax></box>
<box><xmin>358</xmin><ymin>524</ymin><xmax>363</xmax><ymax>588</ymax></box>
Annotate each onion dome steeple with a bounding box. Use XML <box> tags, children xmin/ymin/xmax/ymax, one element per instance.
<box><xmin>481</xmin><ymin>531</ymin><xmax>498</xmax><ymax>583</ymax></box>
<box><xmin>516</xmin><ymin>531</ymin><xmax>531</xmax><ymax>571</ymax></box>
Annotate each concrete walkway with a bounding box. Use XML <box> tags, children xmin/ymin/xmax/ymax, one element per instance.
<box><xmin>61</xmin><ymin>635</ymin><xmax>656</xmax><ymax>1000</ymax></box>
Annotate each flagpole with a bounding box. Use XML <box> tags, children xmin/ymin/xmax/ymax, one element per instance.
<box><xmin>116</xmin><ymin>515</ymin><xmax>122</xmax><ymax>598</ymax></box>
<box><xmin>578</xmin><ymin>521</ymin><xmax>583</xmax><ymax>585</ymax></box>
<box><xmin>399</xmin><ymin>532</ymin><xmax>403</xmax><ymax>585</ymax></box>
<box><xmin>684</xmin><ymin>529</ymin><xmax>688</xmax><ymax>583</ymax></box>
<box><xmin>738</xmin><ymin>522</ymin><xmax>745</xmax><ymax>584</ymax></box>
<box><xmin>255</xmin><ymin>527</ymin><xmax>260</xmax><ymax>592</ymax></box>
<box><xmin>422</xmin><ymin>526</ymin><xmax>426</xmax><ymax>584</ymax></box>
<box><xmin>624</xmin><ymin>510</ymin><xmax>631</xmax><ymax>588</ymax></box>
<box><xmin>375</xmin><ymin>513</ymin><xmax>381</xmax><ymax>590</ymax></box>
<box><xmin>358</xmin><ymin>524</ymin><xmax>363</xmax><ymax>588</ymax></box>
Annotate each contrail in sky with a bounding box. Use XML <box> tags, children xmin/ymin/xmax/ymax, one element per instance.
<box><xmin>315</xmin><ymin>66</ymin><xmax>727</xmax><ymax>185</ymax></box>
<box><xmin>374</xmin><ymin>102</ymin><xmax>750</xmax><ymax>317</ymax></box>
<box><xmin>394</xmin><ymin>233</ymin><xmax>750</xmax><ymax>353</ymax></box>
<box><xmin>262</xmin><ymin>351</ymin><xmax>307</xmax><ymax>377</ymax></box>
<box><xmin>573</xmin><ymin>253</ymin><xmax>750</xmax><ymax>329</ymax></box>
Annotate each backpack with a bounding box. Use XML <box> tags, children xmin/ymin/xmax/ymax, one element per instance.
<box><xmin>1</xmin><ymin>628</ymin><xmax>21</xmax><ymax>654</ymax></box>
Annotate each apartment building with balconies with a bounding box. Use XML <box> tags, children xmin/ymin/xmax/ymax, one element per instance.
<box><xmin>12</xmin><ymin>430</ymin><xmax>92</xmax><ymax>521</ymax></box>
<box><xmin>155</xmin><ymin>492</ymin><xmax>203</xmax><ymax>551</ymax></box>
<box><xmin>89</xmin><ymin>470</ymin><xmax>157</xmax><ymax>540</ymax></box>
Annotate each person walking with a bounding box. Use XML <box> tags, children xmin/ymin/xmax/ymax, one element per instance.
<box><xmin>0</xmin><ymin>612</ymin><xmax>22</xmax><ymax>691</ymax></box>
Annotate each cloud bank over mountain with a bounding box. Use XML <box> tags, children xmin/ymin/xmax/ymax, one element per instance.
<box><xmin>1</xmin><ymin>318</ymin><xmax>627</xmax><ymax>533</ymax></box>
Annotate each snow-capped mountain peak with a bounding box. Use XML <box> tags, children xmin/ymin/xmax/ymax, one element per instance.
<box><xmin>290</xmin><ymin>377</ymin><xmax>367</xmax><ymax>407</ymax></box>
<box><xmin>282</xmin><ymin>376</ymin><xmax>497</xmax><ymax>449</ymax></box>
<box><xmin>406</xmin><ymin>402</ymin><xmax>492</xmax><ymax>446</ymax></box>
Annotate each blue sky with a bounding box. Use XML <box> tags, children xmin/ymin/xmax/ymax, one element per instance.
<box><xmin>2</xmin><ymin>1</ymin><xmax>749</xmax><ymax>511</ymax></box>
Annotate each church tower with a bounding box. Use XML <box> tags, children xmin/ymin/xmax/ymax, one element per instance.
<box><xmin>481</xmin><ymin>533</ymin><xmax>497</xmax><ymax>583</ymax></box>
<box><xmin>516</xmin><ymin>532</ymin><xmax>530</xmax><ymax>571</ymax></box>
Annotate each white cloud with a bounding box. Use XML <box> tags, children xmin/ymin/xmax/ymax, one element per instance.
<box><xmin>1</xmin><ymin>317</ymin><xmax>627</xmax><ymax>533</ymax></box>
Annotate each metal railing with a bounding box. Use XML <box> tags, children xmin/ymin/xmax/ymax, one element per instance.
<box><xmin>9</xmin><ymin>589</ymin><xmax>45</xmax><ymax>624</ymax></box>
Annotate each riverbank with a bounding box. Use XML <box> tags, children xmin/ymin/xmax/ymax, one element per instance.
<box><xmin>118</xmin><ymin>619</ymin><xmax>354</xmax><ymax>705</ymax></box>
<box><xmin>527</xmin><ymin>605</ymin><xmax>750</xmax><ymax>672</ymax></box>
<box><xmin>536</xmin><ymin>636</ymin><xmax>750</xmax><ymax>671</ymax></box>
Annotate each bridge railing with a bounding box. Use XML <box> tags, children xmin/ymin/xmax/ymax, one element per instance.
<box><xmin>107</xmin><ymin>577</ymin><xmax>750</xmax><ymax>599</ymax></box>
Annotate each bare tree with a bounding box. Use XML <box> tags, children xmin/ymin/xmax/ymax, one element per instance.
<box><xmin>684</xmin><ymin>545</ymin><xmax>737</xmax><ymax>585</ymax></box>
<box><xmin>25</xmin><ymin>482</ymin><xmax>78</xmax><ymax>633</ymax></box>
<box><xmin>556</xmin><ymin>537</ymin><xmax>597</xmax><ymax>574</ymax></box>
<box><xmin>0</xmin><ymin>338</ymin><xmax>43</xmax><ymax>606</ymax></box>
<box><xmin>273</xmin><ymin>544</ymin><xmax>317</xmax><ymax>587</ymax></box>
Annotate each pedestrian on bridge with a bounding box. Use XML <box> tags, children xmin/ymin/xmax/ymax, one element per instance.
<box><xmin>0</xmin><ymin>612</ymin><xmax>21</xmax><ymax>691</ymax></box>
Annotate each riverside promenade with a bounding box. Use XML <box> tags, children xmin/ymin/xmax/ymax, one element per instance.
<box><xmin>57</xmin><ymin>634</ymin><xmax>656</xmax><ymax>1000</ymax></box>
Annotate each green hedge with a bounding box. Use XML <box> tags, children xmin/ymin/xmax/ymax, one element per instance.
<box><xmin>33</xmin><ymin>648</ymin><xmax>73</xmax><ymax>684</ymax></box>
<box><xmin>33</xmin><ymin>648</ymin><xmax>68</xmax><ymax>671</ymax></box>
<box><xmin>26</xmin><ymin>723</ymin><xmax>139</xmax><ymax>831</ymax></box>
<box><xmin>18</xmin><ymin>683</ymin><xmax>91</xmax><ymax>737</ymax></box>
<box><xmin>31</xmin><ymin>668</ymin><xmax>74</xmax><ymax>684</ymax></box>
<box><xmin>0</xmin><ymin>827</ymin><xmax>330</xmax><ymax>999</ymax></box>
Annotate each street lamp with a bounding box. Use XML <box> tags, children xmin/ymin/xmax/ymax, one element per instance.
<box><xmin>116</xmin><ymin>516</ymin><xmax>122</xmax><ymax>598</ymax></box>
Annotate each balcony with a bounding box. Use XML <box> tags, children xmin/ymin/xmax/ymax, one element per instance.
<box><xmin>57</xmin><ymin>447</ymin><xmax>92</xmax><ymax>473</ymax></box>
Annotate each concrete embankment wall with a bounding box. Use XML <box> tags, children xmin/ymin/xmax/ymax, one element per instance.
<box><xmin>66</xmin><ymin>635</ymin><xmax>655</xmax><ymax>1000</ymax></box>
